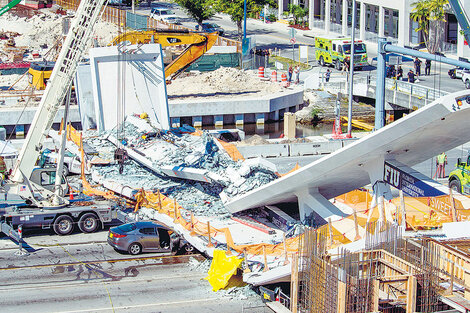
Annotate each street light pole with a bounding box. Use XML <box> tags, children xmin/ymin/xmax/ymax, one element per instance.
<box><xmin>347</xmin><ymin>0</ymin><xmax>357</xmax><ymax>137</ymax></box>
<box><xmin>243</xmin><ymin>0</ymin><xmax>247</xmax><ymax>39</ymax></box>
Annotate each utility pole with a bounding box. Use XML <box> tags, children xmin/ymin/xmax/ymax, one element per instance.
<box><xmin>347</xmin><ymin>0</ymin><xmax>357</xmax><ymax>137</ymax></box>
<box><xmin>243</xmin><ymin>0</ymin><xmax>247</xmax><ymax>39</ymax></box>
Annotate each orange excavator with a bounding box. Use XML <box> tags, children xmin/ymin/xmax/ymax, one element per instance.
<box><xmin>111</xmin><ymin>29</ymin><xmax>218</xmax><ymax>80</ymax></box>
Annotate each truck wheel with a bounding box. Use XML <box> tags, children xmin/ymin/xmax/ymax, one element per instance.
<box><xmin>63</xmin><ymin>165</ymin><xmax>69</xmax><ymax>177</ymax></box>
<box><xmin>466</xmin><ymin>80</ymin><xmax>470</xmax><ymax>89</ymax></box>
<box><xmin>335</xmin><ymin>60</ymin><xmax>342</xmax><ymax>71</ymax></box>
<box><xmin>319</xmin><ymin>56</ymin><xmax>325</xmax><ymax>67</ymax></box>
<box><xmin>53</xmin><ymin>215</ymin><xmax>74</xmax><ymax>235</ymax></box>
<box><xmin>78</xmin><ymin>213</ymin><xmax>99</xmax><ymax>233</ymax></box>
<box><xmin>449</xmin><ymin>180</ymin><xmax>461</xmax><ymax>193</ymax></box>
<box><xmin>128</xmin><ymin>243</ymin><xmax>142</xmax><ymax>255</ymax></box>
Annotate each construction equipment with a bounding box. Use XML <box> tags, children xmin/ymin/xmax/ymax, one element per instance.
<box><xmin>0</xmin><ymin>0</ymin><xmax>22</xmax><ymax>17</ymax></box>
<box><xmin>314</xmin><ymin>35</ymin><xmax>368</xmax><ymax>70</ymax></box>
<box><xmin>28</xmin><ymin>61</ymin><xmax>54</xmax><ymax>90</ymax></box>
<box><xmin>0</xmin><ymin>0</ymin><xmax>125</xmax><ymax>238</ymax></box>
<box><xmin>448</xmin><ymin>151</ymin><xmax>470</xmax><ymax>194</ymax></box>
<box><xmin>111</xmin><ymin>30</ymin><xmax>218</xmax><ymax>80</ymax></box>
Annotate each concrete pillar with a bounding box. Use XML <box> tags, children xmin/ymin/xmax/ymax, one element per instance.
<box><xmin>192</xmin><ymin>116</ymin><xmax>202</xmax><ymax>128</ymax></box>
<box><xmin>325</xmin><ymin>0</ymin><xmax>331</xmax><ymax>34</ymax></box>
<box><xmin>171</xmin><ymin>117</ymin><xmax>180</xmax><ymax>128</ymax></box>
<box><xmin>378</xmin><ymin>6</ymin><xmax>384</xmax><ymax>38</ymax></box>
<box><xmin>308</xmin><ymin>0</ymin><xmax>315</xmax><ymax>29</ymax></box>
<box><xmin>342</xmin><ymin>0</ymin><xmax>348</xmax><ymax>36</ymax></box>
<box><xmin>278</xmin><ymin>0</ymin><xmax>283</xmax><ymax>21</ymax></box>
<box><xmin>235</xmin><ymin>114</ymin><xmax>244</xmax><ymax>126</ymax></box>
<box><xmin>359</xmin><ymin>1</ymin><xmax>366</xmax><ymax>40</ymax></box>
<box><xmin>256</xmin><ymin>113</ymin><xmax>265</xmax><ymax>124</ymax></box>
<box><xmin>375</xmin><ymin>37</ymin><xmax>387</xmax><ymax>130</ymax></box>
<box><xmin>274</xmin><ymin>110</ymin><xmax>280</xmax><ymax>121</ymax></box>
<box><xmin>214</xmin><ymin>115</ymin><xmax>223</xmax><ymax>127</ymax></box>
<box><xmin>295</xmin><ymin>187</ymin><xmax>347</xmax><ymax>226</ymax></box>
<box><xmin>398</xmin><ymin>7</ymin><xmax>410</xmax><ymax>47</ymax></box>
<box><xmin>284</xmin><ymin>112</ymin><xmax>296</xmax><ymax>139</ymax></box>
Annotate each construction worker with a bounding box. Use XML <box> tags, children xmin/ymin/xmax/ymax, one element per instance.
<box><xmin>436</xmin><ymin>152</ymin><xmax>448</xmax><ymax>178</ymax></box>
<box><xmin>0</xmin><ymin>156</ymin><xmax>6</xmax><ymax>181</ymax></box>
<box><xmin>114</xmin><ymin>148</ymin><xmax>128</xmax><ymax>174</ymax></box>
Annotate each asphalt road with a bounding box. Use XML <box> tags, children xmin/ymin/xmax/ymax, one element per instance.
<box><xmin>0</xmin><ymin>231</ymin><xmax>265</xmax><ymax>313</ymax></box>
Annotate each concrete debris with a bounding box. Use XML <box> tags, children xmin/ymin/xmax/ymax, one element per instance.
<box><xmin>83</xmin><ymin>117</ymin><xmax>279</xmax><ymax>215</ymax></box>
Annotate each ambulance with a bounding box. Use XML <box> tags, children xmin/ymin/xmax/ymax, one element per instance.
<box><xmin>314</xmin><ymin>35</ymin><xmax>368</xmax><ymax>70</ymax></box>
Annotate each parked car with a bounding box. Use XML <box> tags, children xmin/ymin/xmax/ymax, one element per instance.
<box><xmin>39</xmin><ymin>149</ymin><xmax>90</xmax><ymax>176</ymax></box>
<box><xmin>108</xmin><ymin>221</ymin><xmax>192</xmax><ymax>255</ymax></box>
<box><xmin>195</xmin><ymin>23</ymin><xmax>224</xmax><ymax>36</ymax></box>
<box><xmin>449</xmin><ymin>67</ymin><xmax>469</xmax><ymax>79</ymax></box>
<box><xmin>149</xmin><ymin>8</ymin><xmax>176</xmax><ymax>22</ymax></box>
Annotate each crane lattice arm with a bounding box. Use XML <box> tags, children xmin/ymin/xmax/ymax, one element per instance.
<box><xmin>11</xmin><ymin>0</ymin><xmax>106</xmax><ymax>182</ymax></box>
<box><xmin>448</xmin><ymin>0</ymin><xmax>470</xmax><ymax>46</ymax></box>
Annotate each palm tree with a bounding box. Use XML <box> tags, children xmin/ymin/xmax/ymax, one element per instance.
<box><xmin>410</xmin><ymin>0</ymin><xmax>448</xmax><ymax>53</ymax></box>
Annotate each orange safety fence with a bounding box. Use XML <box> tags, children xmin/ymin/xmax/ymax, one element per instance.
<box><xmin>134</xmin><ymin>188</ymin><xmax>300</xmax><ymax>256</ymax></box>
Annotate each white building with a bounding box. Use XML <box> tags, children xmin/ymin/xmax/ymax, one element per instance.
<box><xmin>278</xmin><ymin>0</ymin><xmax>470</xmax><ymax>58</ymax></box>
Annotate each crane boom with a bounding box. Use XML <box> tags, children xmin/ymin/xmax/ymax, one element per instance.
<box><xmin>11</xmin><ymin>0</ymin><xmax>106</xmax><ymax>183</ymax></box>
<box><xmin>448</xmin><ymin>0</ymin><xmax>470</xmax><ymax>46</ymax></box>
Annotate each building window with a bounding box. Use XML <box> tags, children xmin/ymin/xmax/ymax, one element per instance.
<box><xmin>447</xmin><ymin>13</ymin><xmax>458</xmax><ymax>43</ymax></box>
<box><xmin>384</xmin><ymin>8</ymin><xmax>398</xmax><ymax>39</ymax></box>
<box><xmin>366</xmin><ymin>4</ymin><xmax>378</xmax><ymax>33</ymax></box>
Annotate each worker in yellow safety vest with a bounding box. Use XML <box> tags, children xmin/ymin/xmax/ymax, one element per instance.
<box><xmin>0</xmin><ymin>156</ymin><xmax>6</xmax><ymax>181</ymax></box>
<box><xmin>436</xmin><ymin>152</ymin><xmax>447</xmax><ymax>178</ymax></box>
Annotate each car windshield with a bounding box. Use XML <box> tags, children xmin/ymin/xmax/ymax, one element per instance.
<box><xmin>342</xmin><ymin>43</ymin><xmax>366</xmax><ymax>54</ymax></box>
<box><xmin>116</xmin><ymin>223</ymin><xmax>137</xmax><ymax>232</ymax></box>
<box><xmin>205</xmin><ymin>23</ymin><xmax>218</xmax><ymax>28</ymax></box>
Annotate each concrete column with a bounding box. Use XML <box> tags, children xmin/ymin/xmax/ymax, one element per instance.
<box><xmin>284</xmin><ymin>112</ymin><xmax>296</xmax><ymax>139</ymax></box>
<box><xmin>278</xmin><ymin>0</ymin><xmax>283</xmax><ymax>21</ymax></box>
<box><xmin>308</xmin><ymin>0</ymin><xmax>315</xmax><ymax>29</ymax></box>
<box><xmin>359</xmin><ymin>1</ymin><xmax>366</xmax><ymax>40</ymax></box>
<box><xmin>295</xmin><ymin>187</ymin><xmax>347</xmax><ymax>226</ymax></box>
<box><xmin>398</xmin><ymin>7</ymin><xmax>410</xmax><ymax>46</ymax></box>
<box><xmin>235</xmin><ymin>114</ymin><xmax>244</xmax><ymax>126</ymax></box>
<box><xmin>255</xmin><ymin>113</ymin><xmax>265</xmax><ymax>124</ymax></box>
<box><xmin>171</xmin><ymin>117</ymin><xmax>180</xmax><ymax>128</ymax></box>
<box><xmin>214</xmin><ymin>115</ymin><xmax>223</xmax><ymax>127</ymax></box>
<box><xmin>192</xmin><ymin>116</ymin><xmax>202</xmax><ymax>128</ymax></box>
<box><xmin>375</xmin><ymin>38</ymin><xmax>387</xmax><ymax>130</ymax></box>
<box><xmin>325</xmin><ymin>0</ymin><xmax>331</xmax><ymax>34</ymax></box>
<box><xmin>342</xmin><ymin>0</ymin><xmax>348</xmax><ymax>36</ymax></box>
<box><xmin>378</xmin><ymin>6</ymin><xmax>384</xmax><ymax>38</ymax></box>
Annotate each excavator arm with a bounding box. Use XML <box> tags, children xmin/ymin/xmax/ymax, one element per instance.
<box><xmin>111</xmin><ymin>30</ymin><xmax>218</xmax><ymax>80</ymax></box>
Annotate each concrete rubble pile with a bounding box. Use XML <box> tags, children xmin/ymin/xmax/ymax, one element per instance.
<box><xmin>83</xmin><ymin>116</ymin><xmax>279</xmax><ymax>215</ymax></box>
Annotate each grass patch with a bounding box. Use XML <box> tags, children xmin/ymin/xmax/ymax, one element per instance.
<box><xmin>269</xmin><ymin>56</ymin><xmax>311</xmax><ymax>71</ymax></box>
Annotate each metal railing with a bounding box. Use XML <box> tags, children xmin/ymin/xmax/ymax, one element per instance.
<box><xmin>316</xmin><ymin>73</ymin><xmax>449</xmax><ymax>104</ymax></box>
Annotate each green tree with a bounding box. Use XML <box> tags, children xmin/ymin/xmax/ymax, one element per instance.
<box><xmin>410</xmin><ymin>0</ymin><xmax>448</xmax><ymax>53</ymax></box>
<box><xmin>213</xmin><ymin>0</ymin><xmax>276</xmax><ymax>40</ymax></box>
<box><xmin>174</xmin><ymin>0</ymin><xmax>215</xmax><ymax>27</ymax></box>
<box><xmin>288</xmin><ymin>4</ymin><xmax>308</xmax><ymax>26</ymax></box>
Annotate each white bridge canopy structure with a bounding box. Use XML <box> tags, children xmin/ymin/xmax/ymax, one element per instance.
<box><xmin>226</xmin><ymin>90</ymin><xmax>470</xmax><ymax>225</ymax></box>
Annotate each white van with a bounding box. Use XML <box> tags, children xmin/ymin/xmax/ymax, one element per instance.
<box><xmin>149</xmin><ymin>8</ymin><xmax>177</xmax><ymax>22</ymax></box>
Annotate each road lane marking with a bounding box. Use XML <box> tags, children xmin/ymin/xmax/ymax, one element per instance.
<box><xmin>52</xmin><ymin>298</ymin><xmax>223</xmax><ymax>313</ymax></box>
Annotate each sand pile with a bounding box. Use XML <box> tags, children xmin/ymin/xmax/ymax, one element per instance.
<box><xmin>167</xmin><ymin>67</ymin><xmax>286</xmax><ymax>99</ymax></box>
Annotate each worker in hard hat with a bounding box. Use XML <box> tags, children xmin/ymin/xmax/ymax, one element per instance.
<box><xmin>436</xmin><ymin>152</ymin><xmax>447</xmax><ymax>178</ymax></box>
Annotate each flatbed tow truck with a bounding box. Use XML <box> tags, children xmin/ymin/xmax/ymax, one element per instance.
<box><xmin>0</xmin><ymin>0</ymin><xmax>132</xmax><ymax>243</ymax></box>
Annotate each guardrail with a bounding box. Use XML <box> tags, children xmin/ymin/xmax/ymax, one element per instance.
<box><xmin>317</xmin><ymin>72</ymin><xmax>449</xmax><ymax>104</ymax></box>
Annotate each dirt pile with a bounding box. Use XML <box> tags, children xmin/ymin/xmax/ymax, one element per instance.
<box><xmin>167</xmin><ymin>67</ymin><xmax>286</xmax><ymax>99</ymax></box>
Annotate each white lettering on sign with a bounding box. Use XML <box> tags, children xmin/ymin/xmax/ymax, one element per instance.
<box><xmin>384</xmin><ymin>164</ymin><xmax>400</xmax><ymax>188</ymax></box>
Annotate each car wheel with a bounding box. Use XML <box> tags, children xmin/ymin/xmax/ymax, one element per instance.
<box><xmin>128</xmin><ymin>243</ymin><xmax>142</xmax><ymax>255</ymax></box>
<box><xmin>466</xmin><ymin>80</ymin><xmax>470</xmax><ymax>89</ymax></box>
<box><xmin>53</xmin><ymin>215</ymin><xmax>74</xmax><ymax>235</ymax></box>
<box><xmin>319</xmin><ymin>56</ymin><xmax>325</xmax><ymax>67</ymax></box>
<box><xmin>451</xmin><ymin>72</ymin><xmax>456</xmax><ymax>79</ymax></box>
<box><xmin>78</xmin><ymin>213</ymin><xmax>99</xmax><ymax>233</ymax></box>
<box><xmin>335</xmin><ymin>60</ymin><xmax>342</xmax><ymax>71</ymax></box>
<box><xmin>449</xmin><ymin>179</ymin><xmax>461</xmax><ymax>193</ymax></box>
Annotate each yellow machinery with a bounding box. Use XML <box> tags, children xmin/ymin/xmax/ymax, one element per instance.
<box><xmin>111</xmin><ymin>30</ymin><xmax>218</xmax><ymax>80</ymax></box>
<box><xmin>28</xmin><ymin>61</ymin><xmax>54</xmax><ymax>90</ymax></box>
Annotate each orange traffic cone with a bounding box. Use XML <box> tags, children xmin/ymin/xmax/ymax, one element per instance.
<box><xmin>69</xmin><ymin>192</ymin><xmax>74</xmax><ymax>200</ymax></box>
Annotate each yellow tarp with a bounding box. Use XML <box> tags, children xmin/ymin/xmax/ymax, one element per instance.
<box><xmin>205</xmin><ymin>249</ymin><xmax>243</xmax><ymax>292</ymax></box>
